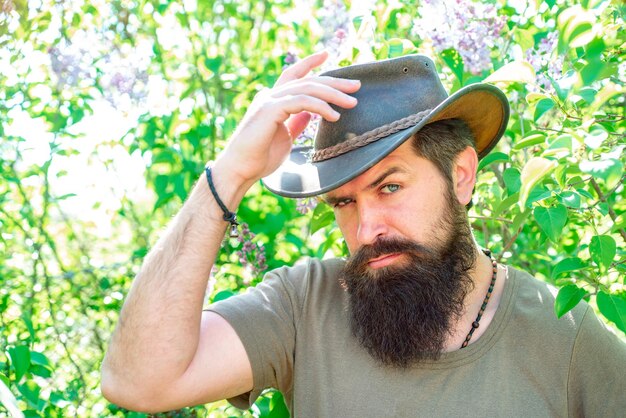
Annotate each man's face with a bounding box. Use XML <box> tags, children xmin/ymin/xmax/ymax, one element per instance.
<box><xmin>325</xmin><ymin>139</ymin><xmax>456</xmax><ymax>257</ymax></box>
<box><xmin>324</xmin><ymin>140</ymin><xmax>477</xmax><ymax>367</ymax></box>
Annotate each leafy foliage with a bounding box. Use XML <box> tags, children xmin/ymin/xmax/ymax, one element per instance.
<box><xmin>1</xmin><ymin>0</ymin><xmax>624</xmax><ymax>416</ymax></box>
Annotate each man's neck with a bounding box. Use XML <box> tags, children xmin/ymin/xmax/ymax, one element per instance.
<box><xmin>444</xmin><ymin>248</ymin><xmax>506</xmax><ymax>351</ymax></box>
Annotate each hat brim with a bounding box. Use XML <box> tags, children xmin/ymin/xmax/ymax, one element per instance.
<box><xmin>263</xmin><ymin>83</ymin><xmax>509</xmax><ymax>198</ymax></box>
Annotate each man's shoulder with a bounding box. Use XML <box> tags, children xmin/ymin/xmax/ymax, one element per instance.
<box><xmin>268</xmin><ymin>256</ymin><xmax>346</xmax><ymax>283</ymax></box>
<box><xmin>506</xmin><ymin>265</ymin><xmax>589</xmax><ymax>332</ymax></box>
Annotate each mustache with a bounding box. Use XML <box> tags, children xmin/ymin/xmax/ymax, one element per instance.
<box><xmin>346</xmin><ymin>237</ymin><xmax>439</xmax><ymax>273</ymax></box>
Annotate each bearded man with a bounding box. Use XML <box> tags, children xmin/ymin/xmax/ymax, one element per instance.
<box><xmin>101</xmin><ymin>51</ymin><xmax>626</xmax><ymax>417</ymax></box>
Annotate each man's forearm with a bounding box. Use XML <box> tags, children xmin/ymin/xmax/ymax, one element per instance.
<box><xmin>101</xmin><ymin>159</ymin><xmax>253</xmax><ymax>395</ymax></box>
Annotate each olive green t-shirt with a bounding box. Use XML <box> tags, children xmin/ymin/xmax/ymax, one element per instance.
<box><xmin>209</xmin><ymin>258</ymin><xmax>626</xmax><ymax>417</ymax></box>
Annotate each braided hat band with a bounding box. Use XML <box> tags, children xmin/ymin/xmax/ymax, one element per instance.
<box><xmin>310</xmin><ymin>108</ymin><xmax>433</xmax><ymax>162</ymax></box>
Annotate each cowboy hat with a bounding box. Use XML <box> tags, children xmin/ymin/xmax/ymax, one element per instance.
<box><xmin>262</xmin><ymin>54</ymin><xmax>510</xmax><ymax>198</ymax></box>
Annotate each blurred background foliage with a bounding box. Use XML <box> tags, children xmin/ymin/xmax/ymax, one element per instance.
<box><xmin>0</xmin><ymin>0</ymin><xmax>624</xmax><ymax>416</ymax></box>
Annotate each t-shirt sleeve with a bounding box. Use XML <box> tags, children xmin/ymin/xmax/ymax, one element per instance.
<box><xmin>206</xmin><ymin>262</ymin><xmax>309</xmax><ymax>409</ymax></box>
<box><xmin>567</xmin><ymin>306</ymin><xmax>626</xmax><ymax>417</ymax></box>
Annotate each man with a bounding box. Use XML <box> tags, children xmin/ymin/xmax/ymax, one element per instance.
<box><xmin>101</xmin><ymin>51</ymin><xmax>626</xmax><ymax>416</ymax></box>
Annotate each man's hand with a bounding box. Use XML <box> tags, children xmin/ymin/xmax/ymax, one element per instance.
<box><xmin>218</xmin><ymin>50</ymin><xmax>361</xmax><ymax>185</ymax></box>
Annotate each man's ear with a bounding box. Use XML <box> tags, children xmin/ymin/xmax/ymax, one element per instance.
<box><xmin>453</xmin><ymin>147</ymin><xmax>478</xmax><ymax>206</ymax></box>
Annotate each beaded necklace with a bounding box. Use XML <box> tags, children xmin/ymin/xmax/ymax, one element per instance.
<box><xmin>460</xmin><ymin>249</ymin><xmax>497</xmax><ymax>349</ymax></box>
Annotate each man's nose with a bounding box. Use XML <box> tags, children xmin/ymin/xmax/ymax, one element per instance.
<box><xmin>356</xmin><ymin>204</ymin><xmax>388</xmax><ymax>246</ymax></box>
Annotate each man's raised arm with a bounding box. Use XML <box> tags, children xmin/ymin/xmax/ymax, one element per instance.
<box><xmin>100</xmin><ymin>51</ymin><xmax>360</xmax><ymax>413</ymax></box>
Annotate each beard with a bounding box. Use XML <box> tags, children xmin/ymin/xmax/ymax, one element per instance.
<box><xmin>339</xmin><ymin>192</ymin><xmax>477</xmax><ymax>368</ymax></box>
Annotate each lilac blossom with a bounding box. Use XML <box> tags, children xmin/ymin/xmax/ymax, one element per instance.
<box><xmin>99</xmin><ymin>50</ymin><xmax>149</xmax><ymax>107</ymax></box>
<box><xmin>48</xmin><ymin>42</ymin><xmax>95</xmax><ymax>88</ymax></box>
<box><xmin>525</xmin><ymin>32</ymin><xmax>563</xmax><ymax>93</ymax></box>
<box><xmin>317</xmin><ymin>0</ymin><xmax>351</xmax><ymax>70</ymax></box>
<box><xmin>235</xmin><ymin>223</ymin><xmax>268</xmax><ymax>277</ymax></box>
<box><xmin>48</xmin><ymin>33</ymin><xmax>149</xmax><ymax>109</ymax></box>
<box><xmin>296</xmin><ymin>197</ymin><xmax>319</xmax><ymax>214</ymax></box>
<box><xmin>412</xmin><ymin>0</ymin><xmax>506</xmax><ymax>75</ymax></box>
<box><xmin>284</xmin><ymin>51</ymin><xmax>298</xmax><ymax>66</ymax></box>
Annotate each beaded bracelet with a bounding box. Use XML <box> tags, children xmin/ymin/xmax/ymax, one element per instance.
<box><xmin>204</xmin><ymin>165</ymin><xmax>239</xmax><ymax>238</ymax></box>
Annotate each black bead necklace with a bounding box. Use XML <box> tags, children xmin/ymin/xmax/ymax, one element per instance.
<box><xmin>460</xmin><ymin>249</ymin><xmax>497</xmax><ymax>349</ymax></box>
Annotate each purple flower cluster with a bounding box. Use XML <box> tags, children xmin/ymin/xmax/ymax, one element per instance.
<box><xmin>235</xmin><ymin>223</ymin><xmax>267</xmax><ymax>278</ymax></box>
<box><xmin>47</xmin><ymin>34</ymin><xmax>149</xmax><ymax>107</ymax></box>
<box><xmin>296</xmin><ymin>197</ymin><xmax>319</xmax><ymax>215</ymax></box>
<box><xmin>99</xmin><ymin>49</ymin><xmax>149</xmax><ymax>107</ymax></box>
<box><xmin>284</xmin><ymin>51</ymin><xmax>298</xmax><ymax>66</ymax></box>
<box><xmin>525</xmin><ymin>32</ymin><xmax>563</xmax><ymax>92</ymax></box>
<box><xmin>48</xmin><ymin>43</ymin><xmax>95</xmax><ymax>88</ymax></box>
<box><xmin>317</xmin><ymin>0</ymin><xmax>351</xmax><ymax>70</ymax></box>
<box><xmin>413</xmin><ymin>0</ymin><xmax>506</xmax><ymax>75</ymax></box>
<box><xmin>294</xmin><ymin>113</ymin><xmax>320</xmax><ymax>147</ymax></box>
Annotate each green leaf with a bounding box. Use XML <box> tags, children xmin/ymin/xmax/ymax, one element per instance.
<box><xmin>493</xmin><ymin>193</ymin><xmax>519</xmax><ymax>218</ymax></box>
<box><xmin>533</xmin><ymin>204</ymin><xmax>568</xmax><ymax>242</ymax></box>
<box><xmin>503</xmin><ymin>168</ymin><xmax>521</xmax><ymax>194</ymax></box>
<box><xmin>8</xmin><ymin>346</ymin><xmax>30</xmax><ymax>383</ymax></box>
<box><xmin>589</xmin><ymin>235</ymin><xmax>616</xmax><ymax>270</ymax></box>
<box><xmin>310</xmin><ymin>203</ymin><xmax>334</xmax><ymax>235</ymax></box>
<box><xmin>580</xmin><ymin>159</ymin><xmax>623</xmax><ymax>188</ymax></box>
<box><xmin>577</xmin><ymin>87</ymin><xmax>597</xmax><ymax>104</ymax></box>
<box><xmin>533</xmin><ymin>98</ymin><xmax>555</xmax><ymax>122</ymax></box>
<box><xmin>29</xmin><ymin>365</ymin><xmax>51</xmax><ymax>379</ymax></box>
<box><xmin>514</xmin><ymin>28</ymin><xmax>535</xmax><ymax>52</ymax></box>
<box><xmin>17</xmin><ymin>380</ymin><xmax>40</xmax><ymax>408</ymax></box>
<box><xmin>551</xmin><ymin>257</ymin><xmax>585</xmax><ymax>280</ymax></box>
<box><xmin>477</xmin><ymin>152</ymin><xmax>509</xmax><ymax>172</ymax></box>
<box><xmin>387</xmin><ymin>38</ymin><xmax>415</xmax><ymax>58</ymax></box>
<box><xmin>29</xmin><ymin>352</ymin><xmax>50</xmax><ymax>368</ymax></box>
<box><xmin>547</xmin><ymin>134</ymin><xmax>573</xmax><ymax>151</ymax></box>
<box><xmin>564</xmin><ymin>15</ymin><xmax>595</xmax><ymax>48</ymax></box>
<box><xmin>204</xmin><ymin>56</ymin><xmax>223</xmax><ymax>73</ymax></box>
<box><xmin>352</xmin><ymin>15</ymin><xmax>363</xmax><ymax>32</ymax></box>
<box><xmin>597</xmin><ymin>291</ymin><xmax>626</xmax><ymax>333</ymax></box>
<box><xmin>526</xmin><ymin>185</ymin><xmax>551</xmax><ymax>206</ymax></box>
<box><xmin>0</xmin><ymin>374</ymin><xmax>23</xmax><ymax>418</ymax></box>
<box><xmin>387</xmin><ymin>39</ymin><xmax>403</xmax><ymax>58</ymax></box>
<box><xmin>440</xmin><ymin>48</ymin><xmax>464</xmax><ymax>84</ymax></box>
<box><xmin>513</xmin><ymin>133</ymin><xmax>545</xmax><ymax>150</ymax></box>
<box><xmin>483</xmin><ymin>60</ymin><xmax>535</xmax><ymax>84</ymax></box>
<box><xmin>519</xmin><ymin>157</ymin><xmax>558</xmax><ymax>207</ymax></box>
<box><xmin>212</xmin><ymin>290</ymin><xmax>235</xmax><ymax>303</ymax></box>
<box><xmin>526</xmin><ymin>92</ymin><xmax>550</xmax><ymax>104</ymax></box>
<box><xmin>269</xmin><ymin>391</ymin><xmax>290</xmax><ymax>418</ymax></box>
<box><xmin>580</xmin><ymin>58</ymin><xmax>604</xmax><ymax>85</ymax></box>
<box><xmin>558</xmin><ymin>7</ymin><xmax>596</xmax><ymax>52</ymax></box>
<box><xmin>558</xmin><ymin>191</ymin><xmax>581</xmax><ymax>208</ymax></box>
<box><xmin>583</xmin><ymin>125</ymin><xmax>608</xmax><ymax>149</ymax></box>
<box><xmin>554</xmin><ymin>284</ymin><xmax>587</xmax><ymax>318</ymax></box>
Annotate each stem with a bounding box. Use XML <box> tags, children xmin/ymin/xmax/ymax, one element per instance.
<box><xmin>589</xmin><ymin>178</ymin><xmax>626</xmax><ymax>242</ymax></box>
<box><xmin>499</xmin><ymin>225</ymin><xmax>523</xmax><ymax>262</ymax></box>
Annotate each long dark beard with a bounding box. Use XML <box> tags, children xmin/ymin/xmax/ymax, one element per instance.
<box><xmin>339</xmin><ymin>196</ymin><xmax>477</xmax><ymax>368</ymax></box>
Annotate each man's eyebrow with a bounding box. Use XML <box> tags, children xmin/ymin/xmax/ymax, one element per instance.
<box><xmin>322</xmin><ymin>166</ymin><xmax>407</xmax><ymax>205</ymax></box>
<box><xmin>365</xmin><ymin>166</ymin><xmax>406</xmax><ymax>190</ymax></box>
<box><xmin>321</xmin><ymin>194</ymin><xmax>342</xmax><ymax>206</ymax></box>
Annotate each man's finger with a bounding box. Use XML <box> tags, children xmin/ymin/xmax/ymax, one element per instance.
<box><xmin>271</xmin><ymin>81</ymin><xmax>359</xmax><ymax>110</ymax></box>
<box><xmin>275</xmin><ymin>50</ymin><xmax>329</xmax><ymax>86</ymax></box>
<box><xmin>286</xmin><ymin>112</ymin><xmax>312</xmax><ymax>141</ymax></box>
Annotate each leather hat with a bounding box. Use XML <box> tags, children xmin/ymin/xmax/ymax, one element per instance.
<box><xmin>263</xmin><ymin>54</ymin><xmax>510</xmax><ymax>198</ymax></box>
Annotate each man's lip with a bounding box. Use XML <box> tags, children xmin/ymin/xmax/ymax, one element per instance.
<box><xmin>367</xmin><ymin>253</ymin><xmax>402</xmax><ymax>269</ymax></box>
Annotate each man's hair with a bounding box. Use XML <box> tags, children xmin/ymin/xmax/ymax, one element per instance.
<box><xmin>410</xmin><ymin>119</ymin><xmax>476</xmax><ymax>186</ymax></box>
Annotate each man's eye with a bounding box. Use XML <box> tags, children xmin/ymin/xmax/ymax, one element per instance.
<box><xmin>334</xmin><ymin>199</ymin><xmax>353</xmax><ymax>208</ymax></box>
<box><xmin>381</xmin><ymin>184</ymin><xmax>400</xmax><ymax>194</ymax></box>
